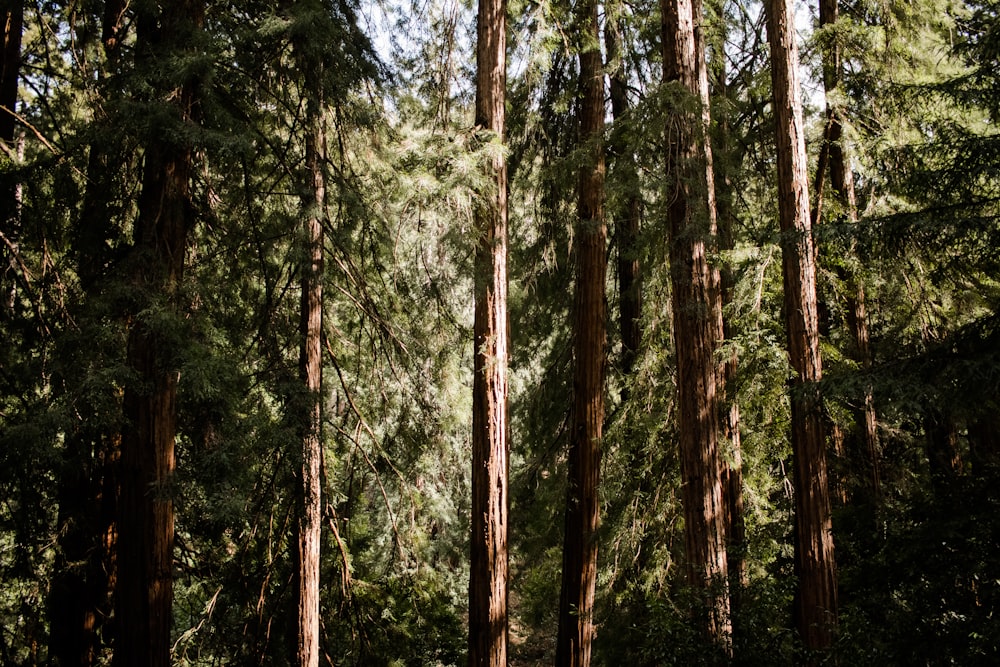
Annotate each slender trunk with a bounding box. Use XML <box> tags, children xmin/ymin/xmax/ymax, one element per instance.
<box><xmin>815</xmin><ymin>0</ymin><xmax>879</xmax><ymax>503</ymax></box>
<box><xmin>555</xmin><ymin>2</ymin><xmax>606</xmax><ymax>663</ymax></box>
<box><xmin>114</xmin><ymin>4</ymin><xmax>203</xmax><ymax>665</ymax></box>
<box><xmin>292</xmin><ymin>22</ymin><xmax>325</xmax><ymax>667</ymax></box>
<box><xmin>661</xmin><ymin>0</ymin><xmax>731</xmax><ymax>648</ymax></box>
<box><xmin>764</xmin><ymin>0</ymin><xmax>838</xmax><ymax>653</ymax></box>
<box><xmin>468</xmin><ymin>0</ymin><xmax>509</xmax><ymax>660</ymax></box>
<box><xmin>605</xmin><ymin>15</ymin><xmax>642</xmax><ymax>386</ymax></box>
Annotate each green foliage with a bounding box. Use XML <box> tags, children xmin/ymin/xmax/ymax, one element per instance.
<box><xmin>2</xmin><ymin>0</ymin><xmax>1000</xmax><ymax>664</ymax></box>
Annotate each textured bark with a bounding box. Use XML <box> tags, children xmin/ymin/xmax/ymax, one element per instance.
<box><xmin>661</xmin><ymin>0</ymin><xmax>731</xmax><ymax>648</ymax></box>
<box><xmin>0</xmin><ymin>0</ymin><xmax>22</xmax><ymax>145</ymax></box>
<box><xmin>293</xmin><ymin>21</ymin><xmax>325</xmax><ymax>667</ymax></box>
<box><xmin>816</xmin><ymin>0</ymin><xmax>879</xmax><ymax>503</ymax></box>
<box><xmin>764</xmin><ymin>0</ymin><xmax>838</xmax><ymax>652</ymax></box>
<box><xmin>555</xmin><ymin>3</ymin><xmax>606</xmax><ymax>663</ymax></box>
<box><xmin>605</xmin><ymin>17</ymin><xmax>642</xmax><ymax>386</ymax></box>
<box><xmin>468</xmin><ymin>0</ymin><xmax>509</xmax><ymax>661</ymax></box>
<box><xmin>115</xmin><ymin>3</ymin><xmax>203</xmax><ymax>665</ymax></box>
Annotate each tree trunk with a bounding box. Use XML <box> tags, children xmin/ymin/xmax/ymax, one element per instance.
<box><xmin>47</xmin><ymin>7</ymin><xmax>129</xmax><ymax>662</ymax></box>
<box><xmin>468</xmin><ymin>0</ymin><xmax>509</xmax><ymax>659</ymax></box>
<box><xmin>556</xmin><ymin>2</ymin><xmax>606</xmax><ymax>663</ymax></box>
<box><xmin>0</xmin><ymin>0</ymin><xmax>22</xmax><ymax>146</ymax></box>
<box><xmin>816</xmin><ymin>0</ymin><xmax>879</xmax><ymax>503</ymax></box>
<box><xmin>605</xmin><ymin>14</ymin><xmax>642</xmax><ymax>387</ymax></box>
<box><xmin>114</xmin><ymin>3</ymin><xmax>203</xmax><ymax>665</ymax></box>
<box><xmin>704</xmin><ymin>5</ymin><xmax>747</xmax><ymax>627</ymax></box>
<box><xmin>661</xmin><ymin>0</ymin><xmax>731</xmax><ymax>648</ymax></box>
<box><xmin>292</xmin><ymin>15</ymin><xmax>325</xmax><ymax>667</ymax></box>
<box><xmin>764</xmin><ymin>0</ymin><xmax>838</xmax><ymax>653</ymax></box>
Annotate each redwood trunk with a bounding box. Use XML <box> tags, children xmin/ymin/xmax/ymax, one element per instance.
<box><xmin>293</xmin><ymin>20</ymin><xmax>326</xmax><ymax>667</ymax></box>
<box><xmin>555</xmin><ymin>3</ymin><xmax>606</xmax><ymax>663</ymax></box>
<box><xmin>468</xmin><ymin>0</ymin><xmax>509</xmax><ymax>660</ymax></box>
<box><xmin>764</xmin><ymin>0</ymin><xmax>838</xmax><ymax>651</ymax></box>
<box><xmin>661</xmin><ymin>0</ymin><xmax>731</xmax><ymax>647</ymax></box>
<box><xmin>115</xmin><ymin>4</ymin><xmax>203</xmax><ymax>666</ymax></box>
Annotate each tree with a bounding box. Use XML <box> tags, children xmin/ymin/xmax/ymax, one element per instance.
<box><xmin>289</xmin><ymin>3</ymin><xmax>327</xmax><ymax>664</ymax></box>
<box><xmin>605</xmin><ymin>5</ymin><xmax>642</xmax><ymax>386</ymax></box>
<box><xmin>764</xmin><ymin>0</ymin><xmax>838</xmax><ymax>652</ymax></box>
<box><xmin>813</xmin><ymin>0</ymin><xmax>879</xmax><ymax>503</ymax></box>
<box><xmin>555</xmin><ymin>0</ymin><xmax>606</xmax><ymax>661</ymax></box>
<box><xmin>468</xmin><ymin>0</ymin><xmax>510</xmax><ymax>658</ymax></box>
<box><xmin>115</xmin><ymin>2</ymin><xmax>204</xmax><ymax>664</ymax></box>
<box><xmin>661</xmin><ymin>0</ymin><xmax>731</xmax><ymax>648</ymax></box>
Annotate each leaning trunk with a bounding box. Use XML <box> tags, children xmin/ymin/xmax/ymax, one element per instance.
<box><xmin>555</xmin><ymin>1</ymin><xmax>606</xmax><ymax>663</ymax></box>
<box><xmin>468</xmin><ymin>0</ymin><xmax>510</xmax><ymax>660</ymax></box>
<box><xmin>764</xmin><ymin>0</ymin><xmax>838</xmax><ymax>652</ymax></box>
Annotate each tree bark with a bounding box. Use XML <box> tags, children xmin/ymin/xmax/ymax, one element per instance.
<box><xmin>114</xmin><ymin>3</ymin><xmax>203</xmax><ymax>665</ymax></box>
<box><xmin>661</xmin><ymin>0</ymin><xmax>731</xmax><ymax>648</ymax></box>
<box><xmin>764</xmin><ymin>0</ymin><xmax>838</xmax><ymax>652</ymax></box>
<box><xmin>468</xmin><ymin>0</ymin><xmax>509</xmax><ymax>660</ymax></box>
<box><xmin>292</xmin><ymin>13</ymin><xmax>326</xmax><ymax>666</ymax></box>
<box><xmin>556</xmin><ymin>2</ymin><xmax>606</xmax><ymax>663</ymax></box>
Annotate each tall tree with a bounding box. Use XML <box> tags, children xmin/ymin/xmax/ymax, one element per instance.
<box><xmin>115</xmin><ymin>2</ymin><xmax>204</xmax><ymax>665</ymax></box>
<box><xmin>290</xmin><ymin>4</ymin><xmax>327</xmax><ymax>664</ymax></box>
<box><xmin>814</xmin><ymin>0</ymin><xmax>879</xmax><ymax>502</ymax></box>
<box><xmin>764</xmin><ymin>0</ymin><xmax>838</xmax><ymax>652</ymax></box>
<box><xmin>605</xmin><ymin>7</ymin><xmax>642</xmax><ymax>386</ymax></box>
<box><xmin>468</xmin><ymin>0</ymin><xmax>510</xmax><ymax>658</ymax></box>
<box><xmin>661</xmin><ymin>0</ymin><xmax>731</xmax><ymax>648</ymax></box>
<box><xmin>555</xmin><ymin>0</ymin><xmax>606</xmax><ymax>662</ymax></box>
<box><xmin>48</xmin><ymin>6</ymin><xmax>130</xmax><ymax>663</ymax></box>
<box><xmin>706</xmin><ymin>0</ymin><xmax>747</xmax><ymax>627</ymax></box>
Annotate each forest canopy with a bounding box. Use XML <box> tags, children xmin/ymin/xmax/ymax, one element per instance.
<box><xmin>1</xmin><ymin>0</ymin><xmax>999</xmax><ymax>664</ymax></box>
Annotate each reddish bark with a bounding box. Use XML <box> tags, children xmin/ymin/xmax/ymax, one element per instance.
<box><xmin>764</xmin><ymin>0</ymin><xmax>839</xmax><ymax>651</ymax></box>
<box><xmin>556</xmin><ymin>3</ymin><xmax>606</xmax><ymax>663</ymax></box>
<box><xmin>292</xmin><ymin>16</ymin><xmax>326</xmax><ymax>667</ymax></box>
<box><xmin>468</xmin><ymin>0</ymin><xmax>509</xmax><ymax>660</ymax></box>
<box><xmin>662</xmin><ymin>0</ymin><xmax>731</xmax><ymax>647</ymax></box>
<box><xmin>115</xmin><ymin>4</ymin><xmax>203</xmax><ymax>665</ymax></box>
